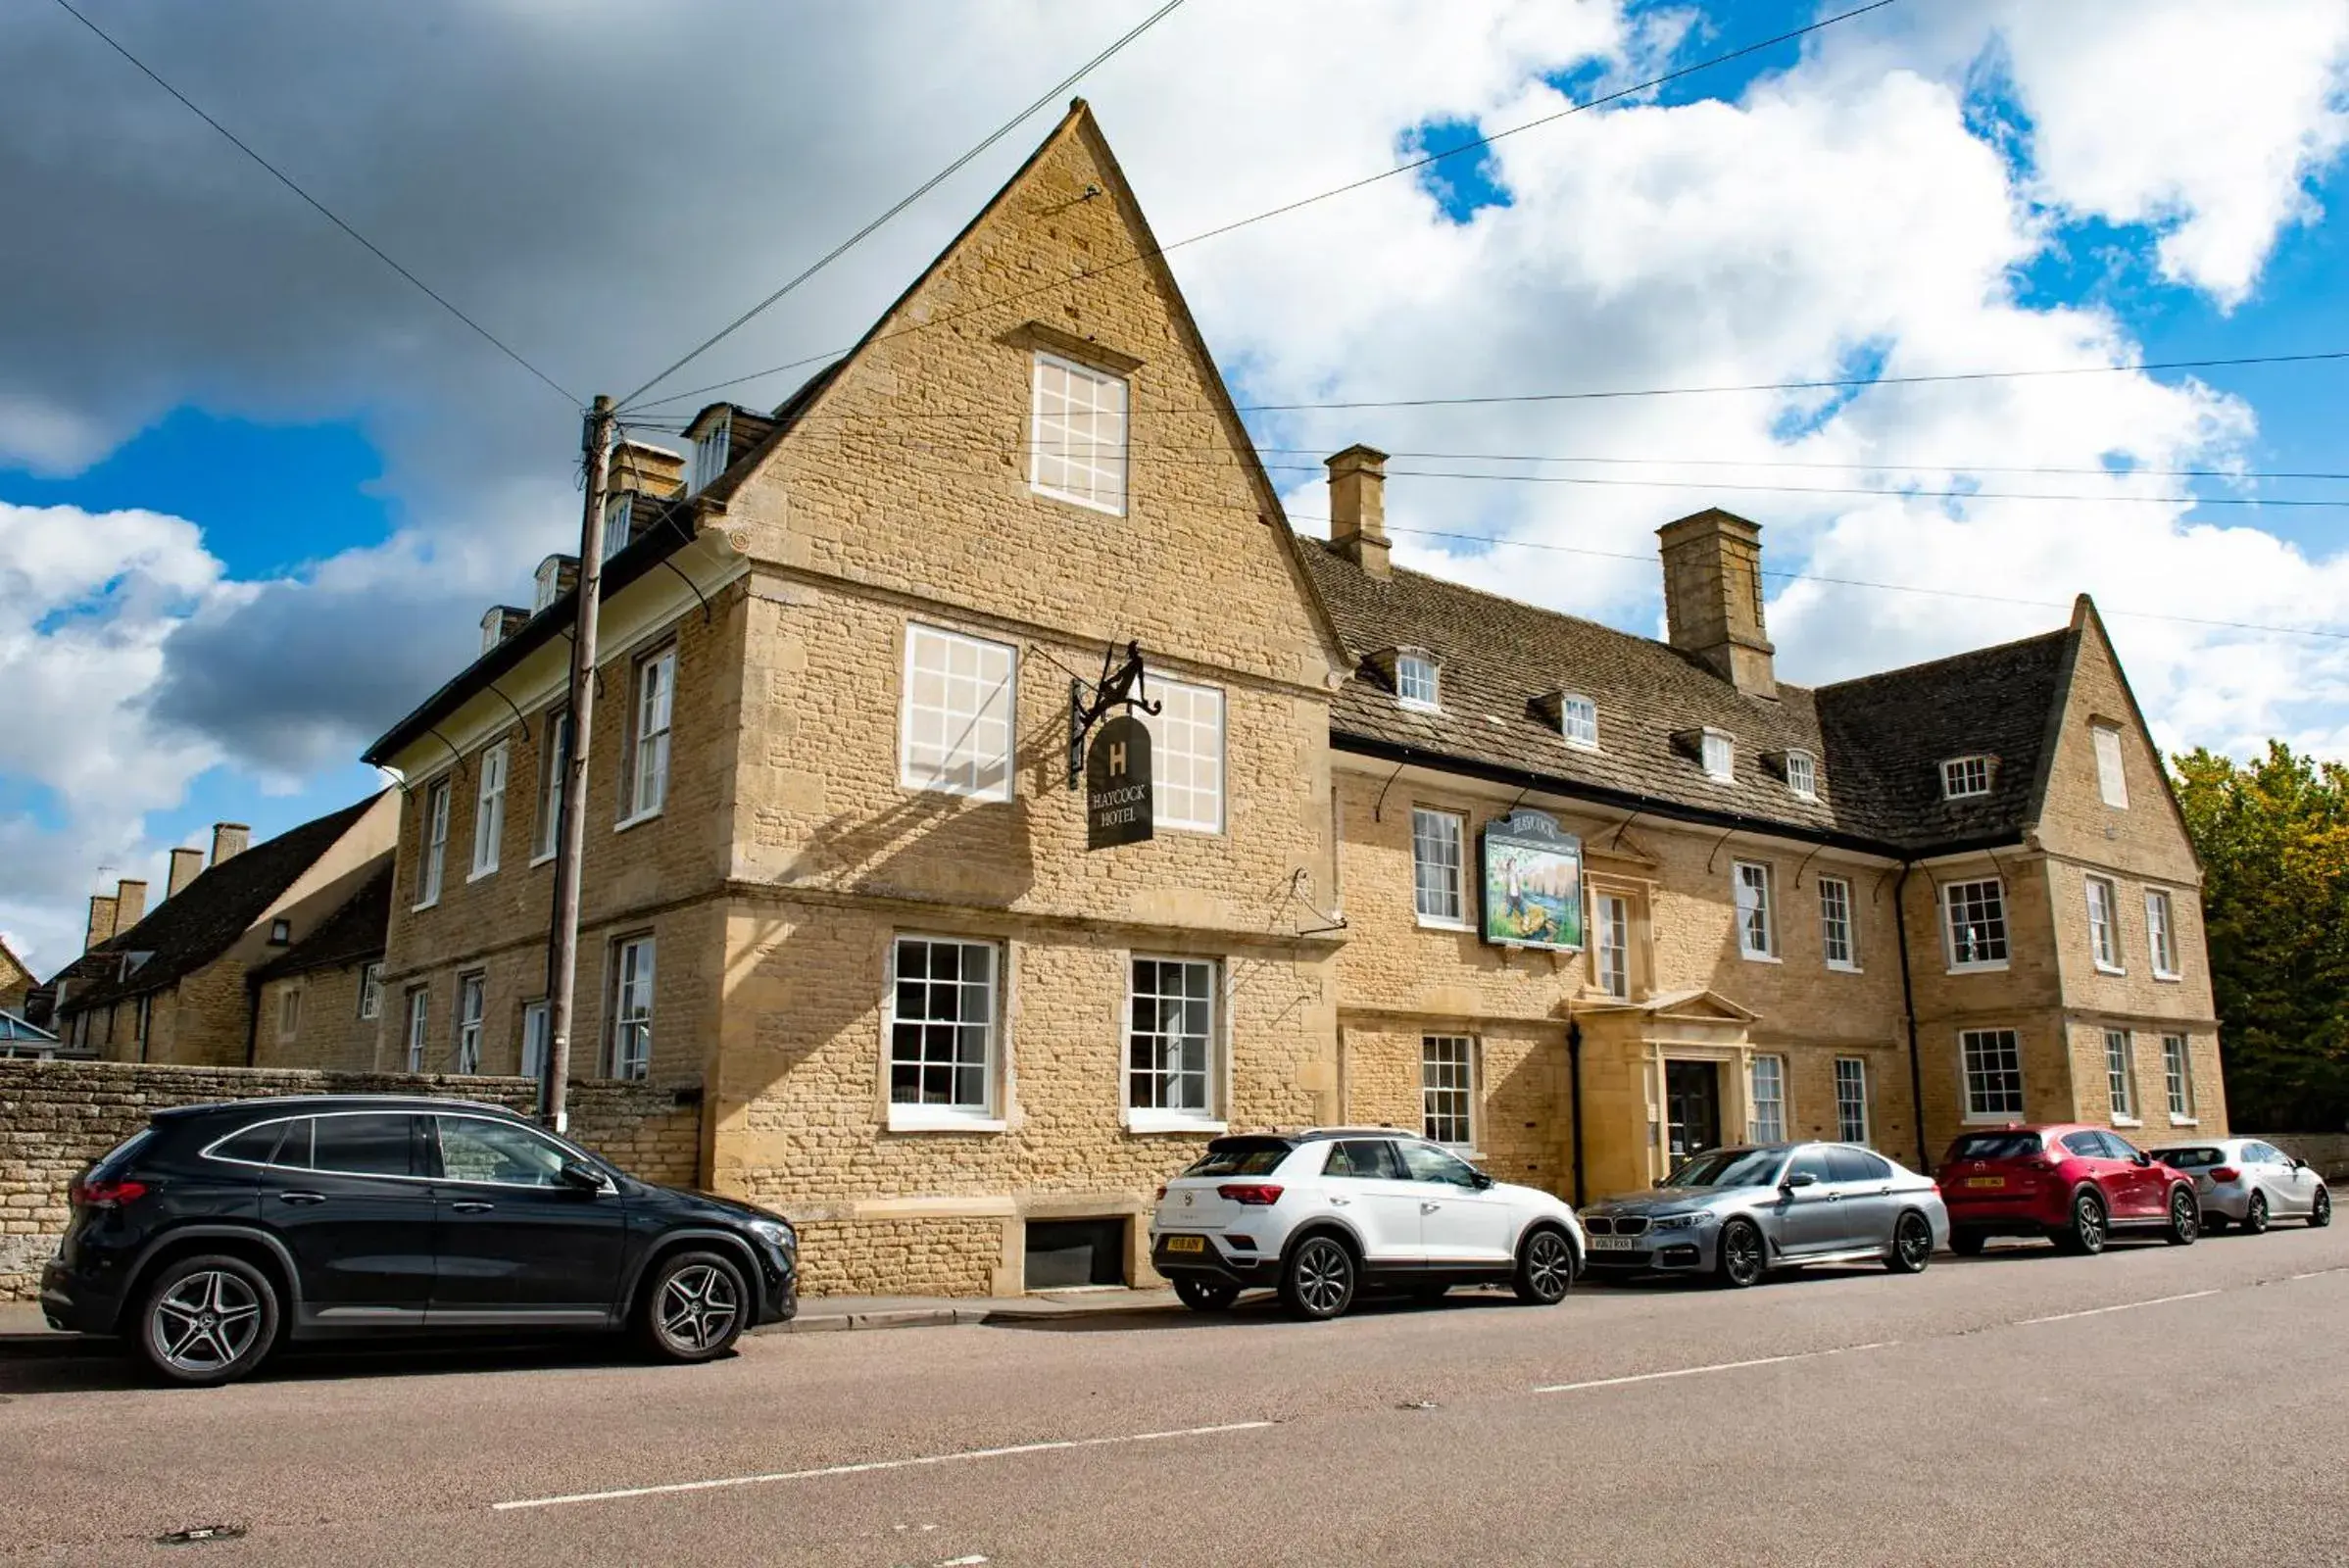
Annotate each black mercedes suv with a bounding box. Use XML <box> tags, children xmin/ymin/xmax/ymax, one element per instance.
<box><xmin>39</xmin><ymin>1095</ymin><xmax>799</xmax><ymax>1385</ymax></box>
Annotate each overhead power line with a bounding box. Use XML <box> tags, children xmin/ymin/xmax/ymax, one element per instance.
<box><xmin>617</xmin><ymin>0</ymin><xmax>1192</xmax><ymax>410</ymax></box>
<box><xmin>856</xmin><ymin>439</ymin><xmax>2349</xmax><ymax>645</ymax></box>
<box><xmin>47</xmin><ymin>0</ymin><xmax>577</xmax><ymax>409</ymax></box>
<box><xmin>1375</xmin><ymin>524</ymin><xmax>2349</xmax><ymax>643</ymax></box>
<box><xmin>622</xmin><ymin>0</ymin><xmax>1901</xmax><ymax>413</ymax></box>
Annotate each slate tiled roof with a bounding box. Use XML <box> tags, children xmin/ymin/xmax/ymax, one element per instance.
<box><xmin>1298</xmin><ymin>539</ymin><xmax>2078</xmax><ymax>856</ymax></box>
<box><xmin>54</xmin><ymin>795</ymin><xmax>384</xmax><ymax>1016</ymax></box>
<box><xmin>249</xmin><ymin>860</ymin><xmax>392</xmax><ymax>984</ymax></box>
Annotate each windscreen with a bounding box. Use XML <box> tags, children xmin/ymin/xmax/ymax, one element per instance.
<box><xmin>1945</xmin><ymin>1131</ymin><xmax>2042</xmax><ymax>1161</ymax></box>
<box><xmin>1663</xmin><ymin>1148</ymin><xmax>1786</xmax><ymax>1189</ymax></box>
<box><xmin>1181</xmin><ymin>1138</ymin><xmax>1292</xmax><ymax>1178</ymax></box>
<box><xmin>2154</xmin><ymin>1147</ymin><xmax>2225</xmax><ymax>1169</ymax></box>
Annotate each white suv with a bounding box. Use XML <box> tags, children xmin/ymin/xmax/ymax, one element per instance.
<box><xmin>1148</xmin><ymin>1129</ymin><xmax>1585</xmax><ymax>1319</ymax></box>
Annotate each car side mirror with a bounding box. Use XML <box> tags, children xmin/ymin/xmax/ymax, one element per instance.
<box><xmin>2291</xmin><ymin>1157</ymin><xmax>2307</xmax><ymax>1170</ymax></box>
<box><xmin>559</xmin><ymin>1159</ymin><xmax>607</xmax><ymax>1192</ymax></box>
<box><xmin>1468</xmin><ymin>1170</ymin><xmax>1495</xmax><ymax>1191</ymax></box>
<box><xmin>2131</xmin><ymin>1152</ymin><xmax>2152</xmax><ymax>1168</ymax></box>
<box><xmin>1783</xmin><ymin>1171</ymin><xmax>1818</xmax><ymax>1190</ymax></box>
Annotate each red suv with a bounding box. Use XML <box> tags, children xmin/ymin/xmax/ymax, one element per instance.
<box><xmin>1938</xmin><ymin>1124</ymin><xmax>2200</xmax><ymax>1255</ymax></box>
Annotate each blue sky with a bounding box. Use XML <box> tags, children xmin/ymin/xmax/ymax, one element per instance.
<box><xmin>3</xmin><ymin>0</ymin><xmax>2346</xmax><ymax>970</ymax></box>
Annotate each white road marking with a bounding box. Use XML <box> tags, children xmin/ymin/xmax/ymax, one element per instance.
<box><xmin>492</xmin><ymin>1421</ymin><xmax>1276</xmax><ymax>1512</ymax></box>
<box><xmin>1533</xmin><ymin>1341</ymin><xmax>1896</xmax><ymax>1395</ymax></box>
<box><xmin>2013</xmin><ymin>1290</ymin><xmax>2219</xmax><ymax>1326</ymax></box>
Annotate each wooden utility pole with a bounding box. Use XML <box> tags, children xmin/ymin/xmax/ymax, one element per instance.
<box><xmin>543</xmin><ymin>393</ymin><xmax>614</xmax><ymax>1131</ymax></box>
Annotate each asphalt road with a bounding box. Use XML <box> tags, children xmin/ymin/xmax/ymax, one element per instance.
<box><xmin>5</xmin><ymin>1224</ymin><xmax>2345</xmax><ymax>1566</ymax></box>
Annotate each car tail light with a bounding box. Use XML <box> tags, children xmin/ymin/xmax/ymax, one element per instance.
<box><xmin>2211</xmin><ymin>1166</ymin><xmax>2239</xmax><ymax>1183</ymax></box>
<box><xmin>72</xmin><ymin>1178</ymin><xmax>148</xmax><ymax>1208</ymax></box>
<box><xmin>1154</xmin><ymin>1185</ymin><xmax>1167</xmax><ymax>1200</ymax></box>
<box><xmin>1217</xmin><ymin>1183</ymin><xmax>1284</xmax><ymax>1205</ymax></box>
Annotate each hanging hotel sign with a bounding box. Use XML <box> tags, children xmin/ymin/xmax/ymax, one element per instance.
<box><xmin>1070</xmin><ymin>640</ymin><xmax>1161</xmax><ymax>852</ymax></box>
<box><xmin>1086</xmin><ymin>713</ymin><xmax>1153</xmax><ymax>850</ymax></box>
<box><xmin>1481</xmin><ymin>808</ymin><xmax>1585</xmax><ymax>952</ymax></box>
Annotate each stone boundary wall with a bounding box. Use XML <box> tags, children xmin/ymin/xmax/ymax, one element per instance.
<box><xmin>0</xmin><ymin>1060</ymin><xmax>702</xmax><ymax>1300</ymax></box>
<box><xmin>2248</xmin><ymin>1132</ymin><xmax>2349</xmax><ymax>1182</ymax></box>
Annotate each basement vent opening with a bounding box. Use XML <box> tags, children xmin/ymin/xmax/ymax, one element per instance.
<box><xmin>1023</xmin><ymin>1217</ymin><xmax>1127</xmax><ymax>1290</ymax></box>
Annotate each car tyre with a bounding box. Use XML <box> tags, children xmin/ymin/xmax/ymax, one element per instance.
<box><xmin>136</xmin><ymin>1253</ymin><xmax>278</xmax><ymax>1388</ymax></box>
<box><xmin>1280</xmin><ymin>1234</ymin><xmax>1356</xmax><ymax>1321</ymax></box>
<box><xmin>1884</xmin><ymin>1211</ymin><xmax>1934</xmax><ymax>1274</ymax></box>
<box><xmin>639</xmin><ymin>1250</ymin><xmax>749</xmax><ymax>1362</ymax></box>
<box><xmin>1948</xmin><ymin>1228</ymin><xmax>1986</xmax><ymax>1257</ymax></box>
<box><xmin>2242</xmin><ymin>1191</ymin><xmax>2270</xmax><ymax>1236</ymax></box>
<box><xmin>2058</xmin><ymin>1190</ymin><xmax>2108</xmax><ymax>1255</ymax></box>
<box><xmin>1715</xmin><ymin>1218</ymin><xmax>1766</xmax><ymax>1289</ymax></box>
<box><xmin>2313</xmin><ymin>1187</ymin><xmax>2332</xmax><ymax>1229</ymax></box>
<box><xmin>1512</xmin><ymin>1226</ymin><xmax>1575</xmax><ymax>1305</ymax></box>
<box><xmin>1173</xmin><ymin>1278</ymin><xmax>1239</xmax><ymax>1312</ymax></box>
<box><xmin>2164</xmin><ymin>1187</ymin><xmax>2200</xmax><ymax>1246</ymax></box>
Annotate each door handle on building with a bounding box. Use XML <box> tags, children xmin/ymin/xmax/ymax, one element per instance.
<box><xmin>450</xmin><ymin>1200</ymin><xmax>495</xmax><ymax>1214</ymax></box>
<box><xmin>276</xmin><ymin>1191</ymin><xmax>325</xmax><ymax>1205</ymax></box>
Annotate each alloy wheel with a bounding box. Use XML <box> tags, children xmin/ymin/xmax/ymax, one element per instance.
<box><xmin>2245</xmin><ymin>1193</ymin><xmax>2269</xmax><ymax>1235</ymax></box>
<box><xmin>1720</xmin><ymin>1222</ymin><xmax>1765</xmax><ymax>1287</ymax></box>
<box><xmin>1894</xmin><ymin>1213</ymin><xmax>1933</xmax><ymax>1271</ymax></box>
<box><xmin>2075</xmin><ymin>1195</ymin><xmax>2107</xmax><ymax>1253</ymax></box>
<box><xmin>1292</xmin><ymin>1239</ymin><xmax>1353</xmax><ymax>1317</ymax></box>
<box><xmin>659</xmin><ymin>1264</ymin><xmax>741</xmax><ymax>1352</ymax></box>
<box><xmin>1521</xmin><ymin>1230</ymin><xmax>1573</xmax><ymax>1302</ymax></box>
<box><xmin>2169</xmin><ymin>1191</ymin><xmax>2199</xmax><ymax>1245</ymax></box>
<box><xmin>2313</xmin><ymin>1188</ymin><xmax>2331</xmax><ymax>1228</ymax></box>
<box><xmin>151</xmin><ymin>1270</ymin><xmax>264</xmax><ymax>1375</ymax></box>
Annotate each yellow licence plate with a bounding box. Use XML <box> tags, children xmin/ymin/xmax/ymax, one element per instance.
<box><xmin>1164</xmin><ymin>1235</ymin><xmax>1205</xmax><ymax>1253</ymax></box>
<box><xmin>1965</xmin><ymin>1176</ymin><xmax>2006</xmax><ymax>1189</ymax></box>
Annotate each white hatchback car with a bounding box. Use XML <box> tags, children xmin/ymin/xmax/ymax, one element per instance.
<box><xmin>2150</xmin><ymin>1137</ymin><xmax>2332</xmax><ymax>1234</ymax></box>
<box><xmin>1148</xmin><ymin>1129</ymin><xmax>1585</xmax><ymax>1319</ymax></box>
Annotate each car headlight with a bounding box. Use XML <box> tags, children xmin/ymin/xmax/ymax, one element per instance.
<box><xmin>1650</xmin><ymin>1210</ymin><xmax>1716</xmax><ymax>1231</ymax></box>
<box><xmin>748</xmin><ymin>1218</ymin><xmax>797</xmax><ymax>1256</ymax></box>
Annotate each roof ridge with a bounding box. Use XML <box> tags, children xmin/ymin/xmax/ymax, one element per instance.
<box><xmin>1815</xmin><ymin>624</ymin><xmax>2071</xmax><ymax>693</ymax></box>
<box><xmin>1325</xmin><ymin>538</ymin><xmax>1823</xmax><ymax>700</ymax></box>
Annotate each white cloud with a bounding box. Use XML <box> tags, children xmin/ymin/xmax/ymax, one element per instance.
<box><xmin>1984</xmin><ymin>0</ymin><xmax>2349</xmax><ymax>305</ymax></box>
<box><xmin>0</xmin><ymin>502</ymin><xmax>226</xmax><ymax>968</ymax></box>
<box><xmin>7</xmin><ymin>0</ymin><xmax>2349</xmax><ymax>963</ymax></box>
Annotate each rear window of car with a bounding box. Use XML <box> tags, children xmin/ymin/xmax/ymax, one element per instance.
<box><xmin>1946</xmin><ymin>1132</ymin><xmax>2041</xmax><ymax>1161</ymax></box>
<box><xmin>211</xmin><ymin>1120</ymin><xmax>289</xmax><ymax>1165</ymax></box>
<box><xmin>2155</xmin><ymin>1147</ymin><xmax>2225</xmax><ymax>1169</ymax></box>
<box><xmin>88</xmin><ymin>1127</ymin><xmax>154</xmax><ymax>1179</ymax></box>
<box><xmin>1181</xmin><ymin>1138</ymin><xmax>1293</xmax><ymax>1178</ymax></box>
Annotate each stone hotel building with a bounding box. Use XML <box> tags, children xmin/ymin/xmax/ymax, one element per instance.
<box><xmin>349</xmin><ymin>103</ymin><xmax>2222</xmax><ymax>1296</ymax></box>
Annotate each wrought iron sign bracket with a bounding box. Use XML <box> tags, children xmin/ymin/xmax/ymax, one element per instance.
<box><xmin>1066</xmin><ymin>640</ymin><xmax>1161</xmax><ymax>790</ymax></box>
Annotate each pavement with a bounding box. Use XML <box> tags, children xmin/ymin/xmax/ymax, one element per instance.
<box><xmin>0</xmin><ymin>1287</ymin><xmax>1180</xmax><ymax>1348</ymax></box>
<box><xmin>4</xmin><ymin>1227</ymin><xmax>2347</xmax><ymax>1565</ymax></box>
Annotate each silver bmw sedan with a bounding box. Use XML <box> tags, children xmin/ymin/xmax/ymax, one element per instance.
<box><xmin>1579</xmin><ymin>1142</ymin><xmax>1949</xmax><ymax>1288</ymax></box>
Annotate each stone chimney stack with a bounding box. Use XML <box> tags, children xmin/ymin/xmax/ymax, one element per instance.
<box><xmin>168</xmin><ymin>847</ymin><xmax>205</xmax><ymax>900</ymax></box>
<box><xmin>114</xmin><ymin>878</ymin><xmax>148</xmax><ymax>930</ymax></box>
<box><xmin>609</xmin><ymin>439</ymin><xmax>686</xmax><ymax>499</ymax></box>
<box><xmin>84</xmin><ymin>894</ymin><xmax>119</xmax><ymax>954</ymax></box>
<box><xmin>212</xmin><ymin>822</ymin><xmax>251</xmax><ymax>865</ymax></box>
<box><xmin>1327</xmin><ymin>445</ymin><xmax>1392</xmax><ymax>578</ymax></box>
<box><xmin>1658</xmin><ymin>509</ymin><xmax>1777</xmax><ymax>699</ymax></box>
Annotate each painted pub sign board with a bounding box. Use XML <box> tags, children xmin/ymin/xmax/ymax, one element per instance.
<box><xmin>1481</xmin><ymin>808</ymin><xmax>1584</xmax><ymax>951</ymax></box>
<box><xmin>1086</xmin><ymin>712</ymin><xmax>1153</xmax><ymax>850</ymax></box>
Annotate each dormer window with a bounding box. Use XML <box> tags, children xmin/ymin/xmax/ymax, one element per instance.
<box><xmin>1558</xmin><ymin>693</ymin><xmax>1598</xmax><ymax>749</ymax></box>
<box><xmin>268</xmin><ymin>918</ymin><xmax>291</xmax><ymax>946</ymax></box>
<box><xmin>600</xmin><ymin>492</ymin><xmax>632</xmax><ymax>564</ymax></box>
<box><xmin>1395</xmin><ymin>653</ymin><xmax>1441</xmax><ymax>711</ymax></box>
<box><xmin>1784</xmin><ymin>750</ymin><xmax>1818</xmax><ymax>800</ymax></box>
<box><xmin>533</xmin><ymin>557</ymin><xmax>563</xmax><ymax>612</ymax></box>
<box><xmin>1700</xmin><ymin>730</ymin><xmax>1735</xmax><ymax>781</ymax></box>
<box><xmin>480</xmin><ymin>610</ymin><xmax>505</xmax><ymax>656</ymax></box>
<box><xmin>688</xmin><ymin>409</ymin><xmax>732</xmax><ymax>495</ymax></box>
<box><xmin>1942</xmin><ymin>756</ymin><xmax>1994</xmax><ymax>799</ymax></box>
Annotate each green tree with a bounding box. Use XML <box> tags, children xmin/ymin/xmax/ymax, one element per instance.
<box><xmin>2173</xmin><ymin>742</ymin><xmax>2349</xmax><ymax>1131</ymax></box>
